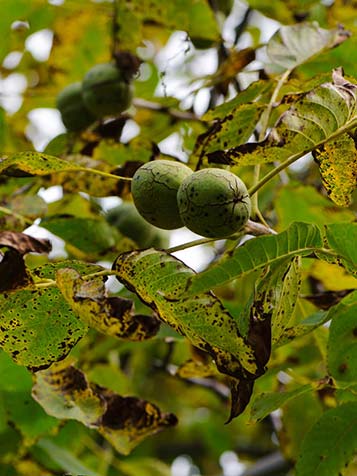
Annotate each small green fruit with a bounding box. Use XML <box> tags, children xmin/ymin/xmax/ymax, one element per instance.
<box><xmin>177</xmin><ymin>168</ymin><xmax>251</xmax><ymax>238</ymax></box>
<box><xmin>82</xmin><ymin>63</ymin><xmax>132</xmax><ymax>118</ymax></box>
<box><xmin>131</xmin><ymin>160</ymin><xmax>193</xmax><ymax>230</ymax></box>
<box><xmin>56</xmin><ymin>82</ymin><xmax>96</xmax><ymax>132</ymax></box>
<box><xmin>106</xmin><ymin>202</ymin><xmax>169</xmax><ymax>248</ymax></box>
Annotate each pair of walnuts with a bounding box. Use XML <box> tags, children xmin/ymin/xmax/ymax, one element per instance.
<box><xmin>56</xmin><ymin>63</ymin><xmax>132</xmax><ymax>132</ymax></box>
<box><xmin>131</xmin><ymin>160</ymin><xmax>251</xmax><ymax>239</ymax></box>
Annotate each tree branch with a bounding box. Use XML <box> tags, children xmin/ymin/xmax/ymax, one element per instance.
<box><xmin>133</xmin><ymin>98</ymin><xmax>202</xmax><ymax>122</ymax></box>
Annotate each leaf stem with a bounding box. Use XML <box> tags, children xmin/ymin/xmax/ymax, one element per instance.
<box><xmin>78</xmin><ymin>167</ymin><xmax>132</xmax><ymax>182</ymax></box>
<box><xmin>0</xmin><ymin>205</ymin><xmax>33</xmax><ymax>226</ymax></box>
<box><xmin>166</xmin><ymin>220</ymin><xmax>276</xmax><ymax>253</ymax></box>
<box><xmin>167</xmin><ymin>237</ymin><xmax>217</xmax><ymax>253</ymax></box>
<box><xmin>81</xmin><ymin>269</ymin><xmax>120</xmax><ymax>281</ymax></box>
<box><xmin>34</xmin><ymin>279</ymin><xmax>57</xmax><ymax>289</ymax></box>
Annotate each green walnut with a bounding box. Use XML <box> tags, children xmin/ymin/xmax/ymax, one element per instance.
<box><xmin>177</xmin><ymin>168</ymin><xmax>251</xmax><ymax>238</ymax></box>
<box><xmin>82</xmin><ymin>63</ymin><xmax>132</xmax><ymax>118</ymax></box>
<box><xmin>106</xmin><ymin>202</ymin><xmax>169</xmax><ymax>249</ymax></box>
<box><xmin>56</xmin><ymin>82</ymin><xmax>96</xmax><ymax>132</ymax></box>
<box><xmin>131</xmin><ymin>160</ymin><xmax>193</xmax><ymax>230</ymax></box>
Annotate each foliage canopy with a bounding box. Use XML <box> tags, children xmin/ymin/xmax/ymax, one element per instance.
<box><xmin>0</xmin><ymin>1</ymin><xmax>357</xmax><ymax>475</ymax></box>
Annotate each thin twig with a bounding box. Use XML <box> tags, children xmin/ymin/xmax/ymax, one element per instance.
<box><xmin>133</xmin><ymin>97</ymin><xmax>202</xmax><ymax>122</ymax></box>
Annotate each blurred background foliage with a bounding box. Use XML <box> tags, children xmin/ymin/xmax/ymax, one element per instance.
<box><xmin>0</xmin><ymin>0</ymin><xmax>357</xmax><ymax>475</ymax></box>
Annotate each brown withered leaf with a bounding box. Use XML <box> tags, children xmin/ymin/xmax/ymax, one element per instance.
<box><xmin>56</xmin><ymin>267</ymin><xmax>160</xmax><ymax>340</ymax></box>
<box><xmin>302</xmin><ymin>289</ymin><xmax>355</xmax><ymax>310</ymax></box>
<box><xmin>0</xmin><ymin>231</ymin><xmax>51</xmax><ymax>255</ymax></box>
<box><xmin>0</xmin><ymin>248</ymin><xmax>32</xmax><ymax>292</ymax></box>
<box><xmin>32</xmin><ymin>361</ymin><xmax>177</xmax><ymax>454</ymax></box>
<box><xmin>98</xmin><ymin>387</ymin><xmax>177</xmax><ymax>454</ymax></box>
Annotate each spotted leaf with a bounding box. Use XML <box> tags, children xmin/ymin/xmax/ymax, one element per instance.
<box><xmin>32</xmin><ymin>361</ymin><xmax>177</xmax><ymax>455</ymax></box>
<box><xmin>56</xmin><ymin>267</ymin><xmax>160</xmax><ymax>341</ymax></box>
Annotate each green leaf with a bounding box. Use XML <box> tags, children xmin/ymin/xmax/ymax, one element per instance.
<box><xmin>202</xmin><ymin>80</ymin><xmax>274</xmax><ymax>121</ymax></box>
<box><xmin>278</xmin><ymin>309</ymin><xmax>329</xmax><ymax>345</ymax></box>
<box><xmin>193</xmin><ymin>80</ymin><xmax>274</xmax><ymax>164</ymax></box>
<box><xmin>49</xmin><ymin>4</ymin><xmax>110</xmax><ymax>88</ymax></box>
<box><xmin>32</xmin><ymin>361</ymin><xmax>177</xmax><ymax>455</ymax></box>
<box><xmin>313</xmin><ymin>133</ymin><xmax>357</xmax><ymax>206</ymax></box>
<box><xmin>208</xmin><ymin>69</ymin><xmax>357</xmax><ymax>166</ymax></box>
<box><xmin>275</xmin><ymin>184</ymin><xmax>355</xmax><ymax>230</ymax></box>
<box><xmin>266</xmin><ymin>23</ymin><xmax>350</xmax><ymax>71</ymax></box>
<box><xmin>116</xmin><ymin>0</ymin><xmax>219</xmax><ymax>52</ymax></box>
<box><xmin>245</xmin><ymin>257</ymin><xmax>302</xmax><ymax>344</ymax></box>
<box><xmin>32</xmin><ymin>361</ymin><xmax>106</xmax><ymax>426</ymax></box>
<box><xmin>0</xmin><ymin>152</ymin><xmax>82</xmax><ymax>177</ymax></box>
<box><xmin>327</xmin><ymin>290</ymin><xmax>357</xmax><ymax>382</ymax></box>
<box><xmin>56</xmin><ymin>267</ymin><xmax>160</xmax><ymax>341</ymax></box>
<box><xmin>0</xmin><ymin>261</ymin><xmax>101</xmax><ymax>369</ymax></box>
<box><xmin>193</xmin><ymin>103</ymin><xmax>265</xmax><ymax>163</ymax></box>
<box><xmin>0</xmin><ymin>351</ymin><xmax>58</xmax><ymax>440</ymax></box>
<box><xmin>37</xmin><ymin>439</ymin><xmax>101</xmax><ymax>476</ymax></box>
<box><xmin>46</xmin><ymin>154</ymin><xmax>119</xmax><ymax>198</ymax></box>
<box><xmin>245</xmin><ymin>0</ymin><xmax>299</xmax><ymax>24</ymax></box>
<box><xmin>250</xmin><ymin>384</ymin><xmax>312</xmax><ymax>423</ymax></box>
<box><xmin>40</xmin><ymin>216</ymin><xmax>119</xmax><ymax>258</ymax></box>
<box><xmin>185</xmin><ymin>222</ymin><xmax>322</xmax><ymax>297</ymax></box>
<box><xmin>325</xmin><ymin>222</ymin><xmax>357</xmax><ymax>273</ymax></box>
<box><xmin>295</xmin><ymin>402</ymin><xmax>357</xmax><ymax>476</ymax></box>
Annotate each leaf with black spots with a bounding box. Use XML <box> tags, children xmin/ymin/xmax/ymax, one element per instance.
<box><xmin>0</xmin><ymin>152</ymin><xmax>82</xmax><ymax>177</ymax></box>
<box><xmin>56</xmin><ymin>267</ymin><xmax>160</xmax><ymax>341</ymax></box>
<box><xmin>32</xmin><ymin>361</ymin><xmax>177</xmax><ymax>455</ymax></box>
<box><xmin>207</xmin><ymin>69</ymin><xmax>357</xmax><ymax>168</ymax></box>
<box><xmin>0</xmin><ymin>261</ymin><xmax>102</xmax><ymax>370</ymax></box>
<box><xmin>113</xmin><ymin>248</ymin><xmax>269</xmax><ymax>418</ymax></box>
<box><xmin>313</xmin><ymin>133</ymin><xmax>357</xmax><ymax>207</ymax></box>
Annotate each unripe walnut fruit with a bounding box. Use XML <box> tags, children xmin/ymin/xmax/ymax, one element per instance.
<box><xmin>82</xmin><ymin>63</ymin><xmax>132</xmax><ymax>118</ymax></box>
<box><xmin>56</xmin><ymin>82</ymin><xmax>96</xmax><ymax>132</ymax></box>
<box><xmin>177</xmin><ymin>168</ymin><xmax>251</xmax><ymax>238</ymax></box>
<box><xmin>131</xmin><ymin>160</ymin><xmax>193</xmax><ymax>230</ymax></box>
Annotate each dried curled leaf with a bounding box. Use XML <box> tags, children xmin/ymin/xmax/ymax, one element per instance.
<box><xmin>0</xmin><ymin>249</ymin><xmax>32</xmax><ymax>292</ymax></box>
<box><xmin>56</xmin><ymin>267</ymin><xmax>160</xmax><ymax>341</ymax></box>
<box><xmin>0</xmin><ymin>231</ymin><xmax>51</xmax><ymax>255</ymax></box>
<box><xmin>32</xmin><ymin>361</ymin><xmax>177</xmax><ymax>455</ymax></box>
